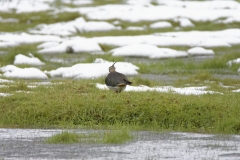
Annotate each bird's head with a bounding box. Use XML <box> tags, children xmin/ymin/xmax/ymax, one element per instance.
<box><xmin>109</xmin><ymin>62</ymin><xmax>116</xmax><ymax>72</ymax></box>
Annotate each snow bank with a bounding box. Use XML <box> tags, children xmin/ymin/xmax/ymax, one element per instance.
<box><xmin>29</xmin><ymin>17</ymin><xmax>119</xmax><ymax>36</ymax></box>
<box><xmin>187</xmin><ymin>47</ymin><xmax>214</xmax><ymax>56</ymax></box>
<box><xmin>0</xmin><ymin>1</ymin><xmax>51</xmax><ymax>13</ymax></box>
<box><xmin>0</xmin><ymin>32</ymin><xmax>61</xmax><ymax>48</ymax></box>
<box><xmin>227</xmin><ymin>58</ymin><xmax>240</xmax><ymax>66</ymax></box>
<box><xmin>45</xmin><ymin>58</ymin><xmax>139</xmax><ymax>79</ymax></box>
<box><xmin>173</xmin><ymin>17</ymin><xmax>194</xmax><ymax>27</ymax></box>
<box><xmin>110</xmin><ymin>44</ymin><xmax>188</xmax><ymax>59</ymax></box>
<box><xmin>79</xmin><ymin>2</ymin><xmax>240</xmax><ymax>22</ymax></box>
<box><xmin>14</xmin><ymin>54</ymin><xmax>45</xmax><ymax>66</ymax></box>
<box><xmin>38</xmin><ymin>37</ymin><xmax>102</xmax><ymax>54</ymax></box>
<box><xmin>92</xmin><ymin>29</ymin><xmax>240</xmax><ymax>48</ymax></box>
<box><xmin>0</xmin><ymin>65</ymin><xmax>48</xmax><ymax>80</ymax></box>
<box><xmin>149</xmin><ymin>21</ymin><xmax>172</xmax><ymax>29</ymax></box>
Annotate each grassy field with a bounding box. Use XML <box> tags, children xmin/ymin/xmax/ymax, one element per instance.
<box><xmin>0</xmin><ymin>1</ymin><xmax>240</xmax><ymax>137</ymax></box>
<box><xmin>0</xmin><ymin>76</ymin><xmax>239</xmax><ymax>134</ymax></box>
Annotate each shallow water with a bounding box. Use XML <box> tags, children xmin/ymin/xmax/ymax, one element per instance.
<box><xmin>0</xmin><ymin>128</ymin><xmax>239</xmax><ymax>160</ymax></box>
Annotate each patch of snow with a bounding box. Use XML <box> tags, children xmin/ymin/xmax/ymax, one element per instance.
<box><xmin>126</xmin><ymin>26</ymin><xmax>145</xmax><ymax>31</ymax></box>
<box><xmin>187</xmin><ymin>47</ymin><xmax>214</xmax><ymax>56</ymax></box>
<box><xmin>173</xmin><ymin>17</ymin><xmax>194</xmax><ymax>27</ymax></box>
<box><xmin>232</xmin><ymin>89</ymin><xmax>240</xmax><ymax>93</ymax></box>
<box><xmin>92</xmin><ymin>28</ymin><xmax>240</xmax><ymax>48</ymax></box>
<box><xmin>96</xmin><ymin>83</ymin><xmax>222</xmax><ymax>95</ymax></box>
<box><xmin>38</xmin><ymin>37</ymin><xmax>102</xmax><ymax>54</ymax></box>
<box><xmin>29</xmin><ymin>17</ymin><xmax>86</xmax><ymax>36</ymax></box>
<box><xmin>29</xmin><ymin>18</ymin><xmax>119</xmax><ymax>36</ymax></box>
<box><xmin>14</xmin><ymin>54</ymin><xmax>45</xmax><ymax>66</ymax></box>
<box><xmin>0</xmin><ymin>93</ymin><xmax>12</xmax><ymax>97</ymax></box>
<box><xmin>0</xmin><ymin>65</ymin><xmax>48</xmax><ymax>80</ymax></box>
<box><xmin>37</xmin><ymin>42</ymin><xmax>60</xmax><ymax>50</ymax></box>
<box><xmin>227</xmin><ymin>58</ymin><xmax>240</xmax><ymax>66</ymax></box>
<box><xmin>110</xmin><ymin>44</ymin><xmax>188</xmax><ymax>59</ymax></box>
<box><xmin>81</xmin><ymin>21</ymin><xmax>119</xmax><ymax>32</ymax></box>
<box><xmin>80</xmin><ymin>3</ymin><xmax>240</xmax><ymax>22</ymax></box>
<box><xmin>0</xmin><ymin>41</ymin><xmax>19</xmax><ymax>48</ymax></box>
<box><xmin>0</xmin><ymin>1</ymin><xmax>51</xmax><ymax>13</ymax></box>
<box><xmin>63</xmin><ymin>0</ymin><xmax>93</xmax><ymax>6</ymax></box>
<box><xmin>45</xmin><ymin>59</ymin><xmax>138</xmax><ymax>79</ymax></box>
<box><xmin>0</xmin><ymin>32</ymin><xmax>61</xmax><ymax>47</ymax></box>
<box><xmin>156</xmin><ymin>0</ymin><xmax>240</xmax><ymax>10</ymax></box>
<box><xmin>149</xmin><ymin>21</ymin><xmax>172</xmax><ymax>29</ymax></box>
<box><xmin>216</xmin><ymin>16</ymin><xmax>240</xmax><ymax>24</ymax></box>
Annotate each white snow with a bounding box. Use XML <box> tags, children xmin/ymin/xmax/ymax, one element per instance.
<box><xmin>14</xmin><ymin>54</ymin><xmax>45</xmax><ymax>66</ymax></box>
<box><xmin>126</xmin><ymin>26</ymin><xmax>145</xmax><ymax>31</ymax></box>
<box><xmin>63</xmin><ymin>0</ymin><xmax>93</xmax><ymax>6</ymax></box>
<box><xmin>0</xmin><ymin>1</ymin><xmax>52</xmax><ymax>13</ymax></box>
<box><xmin>227</xmin><ymin>58</ymin><xmax>240</xmax><ymax>66</ymax></box>
<box><xmin>0</xmin><ymin>32</ymin><xmax>61</xmax><ymax>48</ymax></box>
<box><xmin>149</xmin><ymin>21</ymin><xmax>172</xmax><ymax>29</ymax></box>
<box><xmin>217</xmin><ymin>16</ymin><xmax>240</xmax><ymax>24</ymax></box>
<box><xmin>0</xmin><ymin>65</ymin><xmax>48</xmax><ymax>80</ymax></box>
<box><xmin>156</xmin><ymin>0</ymin><xmax>240</xmax><ymax>10</ymax></box>
<box><xmin>29</xmin><ymin>17</ymin><xmax>86</xmax><ymax>36</ymax></box>
<box><xmin>187</xmin><ymin>47</ymin><xmax>214</xmax><ymax>56</ymax></box>
<box><xmin>45</xmin><ymin>58</ymin><xmax>139</xmax><ymax>79</ymax></box>
<box><xmin>110</xmin><ymin>44</ymin><xmax>188</xmax><ymax>59</ymax></box>
<box><xmin>173</xmin><ymin>17</ymin><xmax>194</xmax><ymax>27</ymax></box>
<box><xmin>38</xmin><ymin>37</ymin><xmax>102</xmax><ymax>54</ymax></box>
<box><xmin>81</xmin><ymin>21</ymin><xmax>119</xmax><ymax>32</ymax></box>
<box><xmin>0</xmin><ymin>93</ymin><xmax>12</xmax><ymax>97</ymax></box>
<box><xmin>232</xmin><ymin>89</ymin><xmax>240</xmax><ymax>93</ymax></box>
<box><xmin>91</xmin><ymin>28</ymin><xmax>240</xmax><ymax>48</ymax></box>
<box><xmin>96</xmin><ymin>84</ymin><xmax>222</xmax><ymax>95</ymax></box>
<box><xmin>29</xmin><ymin>17</ymin><xmax>119</xmax><ymax>36</ymax></box>
<box><xmin>79</xmin><ymin>2</ymin><xmax>240</xmax><ymax>22</ymax></box>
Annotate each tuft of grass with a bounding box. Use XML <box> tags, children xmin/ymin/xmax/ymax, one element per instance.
<box><xmin>45</xmin><ymin>129</ymin><xmax>133</xmax><ymax>144</ymax></box>
<box><xmin>132</xmin><ymin>76</ymin><xmax>153</xmax><ymax>86</ymax></box>
<box><xmin>45</xmin><ymin>131</ymin><xmax>80</xmax><ymax>144</ymax></box>
<box><xmin>102</xmin><ymin>129</ymin><xmax>133</xmax><ymax>144</ymax></box>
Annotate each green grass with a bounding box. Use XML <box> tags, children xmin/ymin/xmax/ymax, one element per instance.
<box><xmin>0</xmin><ymin>77</ymin><xmax>239</xmax><ymax>134</ymax></box>
<box><xmin>135</xmin><ymin>48</ymin><xmax>240</xmax><ymax>75</ymax></box>
<box><xmin>45</xmin><ymin>129</ymin><xmax>133</xmax><ymax>144</ymax></box>
<box><xmin>45</xmin><ymin>131</ymin><xmax>80</xmax><ymax>144</ymax></box>
<box><xmin>0</xmin><ymin>12</ymin><xmax>80</xmax><ymax>32</ymax></box>
<box><xmin>1</xmin><ymin>43</ymin><xmax>239</xmax><ymax>75</ymax></box>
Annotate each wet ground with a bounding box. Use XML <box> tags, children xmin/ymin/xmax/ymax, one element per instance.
<box><xmin>0</xmin><ymin>128</ymin><xmax>240</xmax><ymax>160</ymax></box>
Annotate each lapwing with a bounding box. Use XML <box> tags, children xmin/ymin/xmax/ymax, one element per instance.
<box><xmin>105</xmin><ymin>62</ymin><xmax>132</xmax><ymax>93</ymax></box>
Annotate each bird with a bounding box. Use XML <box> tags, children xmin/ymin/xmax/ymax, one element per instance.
<box><xmin>105</xmin><ymin>62</ymin><xmax>132</xmax><ymax>93</ymax></box>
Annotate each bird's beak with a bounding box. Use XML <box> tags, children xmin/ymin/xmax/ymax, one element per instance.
<box><xmin>112</xmin><ymin>62</ymin><xmax>117</xmax><ymax>66</ymax></box>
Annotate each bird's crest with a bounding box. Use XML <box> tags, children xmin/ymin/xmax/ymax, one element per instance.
<box><xmin>109</xmin><ymin>61</ymin><xmax>117</xmax><ymax>72</ymax></box>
